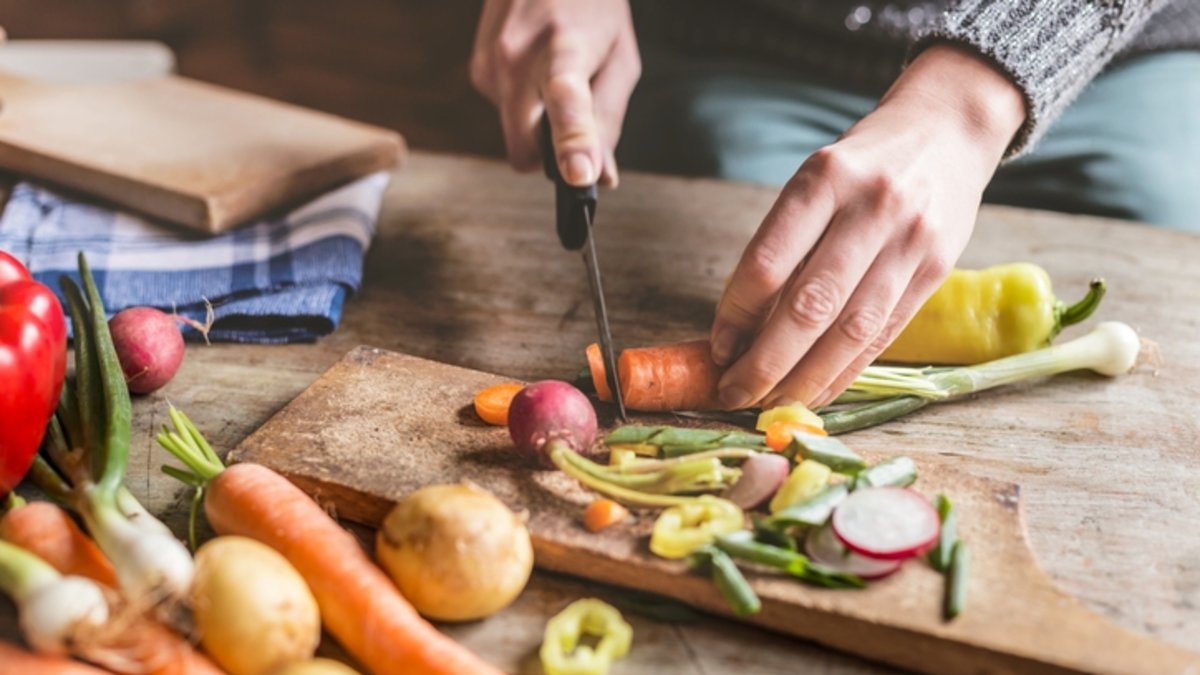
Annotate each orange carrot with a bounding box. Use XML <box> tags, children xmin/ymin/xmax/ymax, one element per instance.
<box><xmin>0</xmin><ymin>502</ymin><xmax>223</xmax><ymax>675</ymax></box>
<box><xmin>473</xmin><ymin>382</ymin><xmax>525</xmax><ymax>426</ymax></box>
<box><xmin>585</xmin><ymin>343</ymin><xmax>613</xmax><ymax>402</ymax></box>
<box><xmin>0</xmin><ymin>501</ymin><xmax>117</xmax><ymax>587</ymax></box>
<box><xmin>206</xmin><ymin>462</ymin><xmax>501</xmax><ymax>675</ymax></box>
<box><xmin>589</xmin><ymin>340</ymin><xmax>724</xmax><ymax>412</ymax></box>
<box><xmin>764</xmin><ymin>420</ymin><xmax>828</xmax><ymax>451</ymax></box>
<box><xmin>583</xmin><ymin>498</ymin><xmax>629</xmax><ymax>532</ymax></box>
<box><xmin>0</xmin><ymin>640</ymin><xmax>110</xmax><ymax>675</ymax></box>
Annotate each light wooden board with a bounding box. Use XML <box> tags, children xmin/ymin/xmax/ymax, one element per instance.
<box><xmin>0</xmin><ymin>70</ymin><xmax>404</xmax><ymax>232</ymax></box>
<box><xmin>231</xmin><ymin>347</ymin><xmax>1200</xmax><ymax>675</ymax></box>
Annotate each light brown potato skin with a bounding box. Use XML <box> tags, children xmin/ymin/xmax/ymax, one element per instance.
<box><xmin>193</xmin><ymin>536</ymin><xmax>321</xmax><ymax>675</ymax></box>
<box><xmin>376</xmin><ymin>482</ymin><xmax>534</xmax><ymax>622</ymax></box>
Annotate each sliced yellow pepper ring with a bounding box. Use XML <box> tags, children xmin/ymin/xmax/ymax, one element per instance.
<box><xmin>540</xmin><ymin>598</ymin><xmax>633</xmax><ymax>675</ymax></box>
<box><xmin>756</xmin><ymin>403</ymin><xmax>824</xmax><ymax>433</ymax></box>
<box><xmin>649</xmin><ymin>496</ymin><xmax>744</xmax><ymax>559</ymax></box>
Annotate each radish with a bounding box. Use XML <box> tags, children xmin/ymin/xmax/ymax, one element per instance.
<box><xmin>507</xmin><ymin>380</ymin><xmax>598</xmax><ymax>466</ymax></box>
<box><xmin>722</xmin><ymin>453</ymin><xmax>789</xmax><ymax>509</ymax></box>
<box><xmin>805</xmin><ymin>522</ymin><xmax>903</xmax><ymax>579</ymax></box>
<box><xmin>109</xmin><ymin>305</ymin><xmax>212</xmax><ymax>395</ymax></box>
<box><xmin>831</xmin><ymin>487</ymin><xmax>939</xmax><ymax>561</ymax></box>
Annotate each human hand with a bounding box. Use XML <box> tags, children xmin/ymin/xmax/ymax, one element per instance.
<box><xmin>470</xmin><ymin>0</ymin><xmax>640</xmax><ymax>187</ymax></box>
<box><xmin>710</xmin><ymin>45</ymin><xmax>1027</xmax><ymax>410</ymax></box>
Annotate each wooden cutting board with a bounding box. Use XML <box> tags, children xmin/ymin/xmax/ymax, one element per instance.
<box><xmin>0</xmin><ymin>70</ymin><xmax>404</xmax><ymax>233</ymax></box>
<box><xmin>230</xmin><ymin>346</ymin><xmax>1200</xmax><ymax>675</ymax></box>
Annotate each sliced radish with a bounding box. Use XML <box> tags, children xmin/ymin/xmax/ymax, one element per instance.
<box><xmin>722</xmin><ymin>453</ymin><xmax>790</xmax><ymax>509</ymax></box>
<box><xmin>831</xmin><ymin>487</ymin><xmax>939</xmax><ymax>561</ymax></box>
<box><xmin>805</xmin><ymin>523</ymin><xmax>903</xmax><ymax>579</ymax></box>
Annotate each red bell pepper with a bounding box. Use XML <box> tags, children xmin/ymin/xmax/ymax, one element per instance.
<box><xmin>0</xmin><ymin>250</ymin><xmax>67</xmax><ymax>495</ymax></box>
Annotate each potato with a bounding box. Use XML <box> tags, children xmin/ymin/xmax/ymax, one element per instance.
<box><xmin>376</xmin><ymin>482</ymin><xmax>533</xmax><ymax>622</ymax></box>
<box><xmin>192</xmin><ymin>536</ymin><xmax>321</xmax><ymax>675</ymax></box>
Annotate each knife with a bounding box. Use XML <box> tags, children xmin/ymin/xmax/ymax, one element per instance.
<box><xmin>540</xmin><ymin>118</ymin><xmax>628</xmax><ymax>422</ymax></box>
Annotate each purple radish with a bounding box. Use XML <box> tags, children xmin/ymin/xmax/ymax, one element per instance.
<box><xmin>805</xmin><ymin>522</ymin><xmax>903</xmax><ymax>579</ymax></box>
<box><xmin>831</xmin><ymin>487</ymin><xmax>940</xmax><ymax>561</ymax></box>
<box><xmin>722</xmin><ymin>453</ymin><xmax>790</xmax><ymax>509</ymax></box>
<box><xmin>109</xmin><ymin>307</ymin><xmax>186</xmax><ymax>394</ymax></box>
<box><xmin>507</xmin><ymin>380</ymin><xmax>598</xmax><ymax>467</ymax></box>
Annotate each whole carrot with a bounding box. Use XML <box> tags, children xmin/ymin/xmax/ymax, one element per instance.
<box><xmin>588</xmin><ymin>340</ymin><xmax>723</xmax><ymax>412</ymax></box>
<box><xmin>0</xmin><ymin>640</ymin><xmax>110</xmax><ymax>675</ymax></box>
<box><xmin>0</xmin><ymin>501</ymin><xmax>223</xmax><ymax>675</ymax></box>
<box><xmin>159</xmin><ymin>409</ymin><xmax>502</xmax><ymax>675</ymax></box>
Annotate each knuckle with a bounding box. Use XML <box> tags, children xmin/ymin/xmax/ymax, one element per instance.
<box><xmin>493</xmin><ymin>35</ymin><xmax>524</xmax><ymax>69</ymax></box>
<box><xmin>838</xmin><ymin>306</ymin><xmax>885</xmax><ymax>344</ymax></box>
<box><xmin>741</xmin><ymin>245</ymin><xmax>790</xmax><ymax>294</ymax></box>
<box><xmin>805</xmin><ymin>146</ymin><xmax>843</xmax><ymax>179</ymax></box>
<box><xmin>788</xmin><ymin>275</ymin><xmax>841</xmax><ymax>327</ymax></box>
<box><xmin>920</xmin><ymin>251</ymin><xmax>954</xmax><ymax>283</ymax></box>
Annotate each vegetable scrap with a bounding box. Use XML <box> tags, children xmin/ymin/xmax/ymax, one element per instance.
<box><xmin>473</xmin><ymin>382</ymin><xmax>525</xmax><ymax>426</ymax></box>
<box><xmin>584</xmin><ymin>498</ymin><xmax>629</xmax><ymax>532</ymax></box>
<box><xmin>540</xmin><ymin>598</ymin><xmax>632</xmax><ymax>675</ymax></box>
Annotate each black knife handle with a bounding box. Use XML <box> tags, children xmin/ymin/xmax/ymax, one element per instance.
<box><xmin>540</xmin><ymin>117</ymin><xmax>597</xmax><ymax>251</ymax></box>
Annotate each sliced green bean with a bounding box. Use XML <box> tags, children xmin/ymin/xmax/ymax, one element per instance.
<box><xmin>854</xmin><ymin>456</ymin><xmax>918</xmax><ymax>490</ymax></box>
<box><xmin>928</xmin><ymin>494</ymin><xmax>956</xmax><ymax>573</ymax></box>
<box><xmin>785</xmin><ymin>434</ymin><xmax>866</xmax><ymax>473</ymax></box>
<box><xmin>944</xmin><ymin>540</ymin><xmax>969</xmax><ymax>620</ymax></box>
<box><xmin>688</xmin><ymin>545</ymin><xmax>761</xmax><ymax>616</ymax></box>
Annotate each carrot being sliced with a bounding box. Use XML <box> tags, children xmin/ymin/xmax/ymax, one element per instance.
<box><xmin>0</xmin><ymin>641</ymin><xmax>110</xmax><ymax>674</ymax></box>
<box><xmin>0</xmin><ymin>501</ymin><xmax>223</xmax><ymax>675</ymax></box>
<box><xmin>473</xmin><ymin>382</ymin><xmax>524</xmax><ymax>426</ymax></box>
<box><xmin>583</xmin><ymin>498</ymin><xmax>629</xmax><ymax>532</ymax></box>
<box><xmin>588</xmin><ymin>340</ymin><xmax>724</xmax><ymax>412</ymax></box>
<box><xmin>206</xmin><ymin>463</ymin><xmax>501</xmax><ymax>675</ymax></box>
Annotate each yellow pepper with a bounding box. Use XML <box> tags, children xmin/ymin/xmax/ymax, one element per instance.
<box><xmin>649</xmin><ymin>497</ymin><xmax>744</xmax><ymax>559</ymax></box>
<box><xmin>540</xmin><ymin>598</ymin><xmax>633</xmax><ymax>675</ymax></box>
<box><xmin>880</xmin><ymin>263</ymin><xmax>1106</xmax><ymax>365</ymax></box>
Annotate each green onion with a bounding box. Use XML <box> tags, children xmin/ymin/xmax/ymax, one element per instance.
<box><xmin>822</xmin><ymin>322</ymin><xmax>1144</xmax><ymax>434</ymax></box>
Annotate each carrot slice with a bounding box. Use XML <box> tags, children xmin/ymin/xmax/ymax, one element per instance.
<box><xmin>473</xmin><ymin>382</ymin><xmax>525</xmax><ymax>426</ymax></box>
<box><xmin>764</xmin><ymin>420</ymin><xmax>828</xmax><ymax>451</ymax></box>
<box><xmin>583</xmin><ymin>498</ymin><xmax>629</xmax><ymax>532</ymax></box>
<box><xmin>585</xmin><ymin>343</ymin><xmax>613</xmax><ymax>402</ymax></box>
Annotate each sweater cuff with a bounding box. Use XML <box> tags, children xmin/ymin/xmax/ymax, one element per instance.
<box><xmin>911</xmin><ymin>1</ymin><xmax>1161</xmax><ymax>159</ymax></box>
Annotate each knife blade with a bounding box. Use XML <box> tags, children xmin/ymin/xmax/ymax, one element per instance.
<box><xmin>540</xmin><ymin>118</ymin><xmax>628</xmax><ymax>422</ymax></box>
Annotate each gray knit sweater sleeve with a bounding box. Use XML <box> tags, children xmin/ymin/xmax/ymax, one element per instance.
<box><xmin>914</xmin><ymin>0</ymin><xmax>1175</xmax><ymax>157</ymax></box>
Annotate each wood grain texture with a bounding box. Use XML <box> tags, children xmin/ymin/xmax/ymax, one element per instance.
<box><xmin>3</xmin><ymin>153</ymin><xmax>1199</xmax><ymax>673</ymax></box>
<box><xmin>0</xmin><ymin>70</ymin><xmax>405</xmax><ymax>232</ymax></box>
<box><xmin>230</xmin><ymin>347</ymin><xmax>1200</xmax><ymax>675</ymax></box>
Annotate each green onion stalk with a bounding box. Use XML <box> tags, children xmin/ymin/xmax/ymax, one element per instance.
<box><xmin>823</xmin><ymin>321</ymin><xmax>1145</xmax><ymax>434</ymax></box>
<box><xmin>30</xmin><ymin>253</ymin><xmax>193</xmax><ymax>609</ymax></box>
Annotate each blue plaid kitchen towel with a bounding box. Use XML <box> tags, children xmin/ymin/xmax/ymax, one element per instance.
<box><xmin>0</xmin><ymin>172</ymin><xmax>389</xmax><ymax>343</ymax></box>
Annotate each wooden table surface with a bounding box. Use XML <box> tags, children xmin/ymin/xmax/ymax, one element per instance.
<box><xmin>3</xmin><ymin>151</ymin><xmax>1199</xmax><ymax>673</ymax></box>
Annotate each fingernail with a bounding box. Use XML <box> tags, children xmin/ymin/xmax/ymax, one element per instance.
<box><xmin>711</xmin><ymin>327</ymin><xmax>740</xmax><ymax>366</ymax></box>
<box><xmin>563</xmin><ymin>152</ymin><xmax>595</xmax><ymax>186</ymax></box>
<box><xmin>719</xmin><ymin>385</ymin><xmax>752</xmax><ymax>410</ymax></box>
<box><xmin>813</xmin><ymin>387</ymin><xmax>833</xmax><ymax>408</ymax></box>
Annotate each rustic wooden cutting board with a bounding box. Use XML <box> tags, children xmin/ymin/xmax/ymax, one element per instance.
<box><xmin>0</xmin><ymin>70</ymin><xmax>404</xmax><ymax>233</ymax></box>
<box><xmin>230</xmin><ymin>346</ymin><xmax>1200</xmax><ymax>675</ymax></box>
